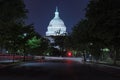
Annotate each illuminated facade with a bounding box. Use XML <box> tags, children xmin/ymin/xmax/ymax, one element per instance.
<box><xmin>46</xmin><ymin>7</ymin><xmax>67</xmax><ymax>36</ymax></box>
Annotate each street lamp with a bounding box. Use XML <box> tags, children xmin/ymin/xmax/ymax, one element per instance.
<box><xmin>23</xmin><ymin>33</ymin><xmax>27</xmax><ymax>37</ymax></box>
<box><xmin>23</xmin><ymin>33</ymin><xmax>27</xmax><ymax>61</ymax></box>
<box><xmin>90</xmin><ymin>42</ymin><xmax>93</xmax><ymax>46</ymax></box>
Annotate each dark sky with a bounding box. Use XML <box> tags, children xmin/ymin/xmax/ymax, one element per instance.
<box><xmin>24</xmin><ymin>0</ymin><xmax>90</xmax><ymax>36</ymax></box>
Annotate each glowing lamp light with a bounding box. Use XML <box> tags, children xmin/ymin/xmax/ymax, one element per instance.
<box><xmin>67</xmin><ymin>52</ymin><xmax>72</xmax><ymax>57</ymax></box>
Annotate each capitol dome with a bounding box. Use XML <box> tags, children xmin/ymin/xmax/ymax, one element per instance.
<box><xmin>46</xmin><ymin>7</ymin><xmax>67</xmax><ymax>36</ymax></box>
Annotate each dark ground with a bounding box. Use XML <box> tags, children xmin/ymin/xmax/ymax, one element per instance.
<box><xmin>0</xmin><ymin>59</ymin><xmax>120</xmax><ymax>80</ymax></box>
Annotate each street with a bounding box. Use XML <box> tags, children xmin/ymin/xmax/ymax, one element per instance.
<box><xmin>0</xmin><ymin>59</ymin><xmax>120</xmax><ymax>80</ymax></box>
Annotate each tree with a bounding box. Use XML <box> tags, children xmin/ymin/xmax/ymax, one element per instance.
<box><xmin>70</xmin><ymin>18</ymin><xmax>106</xmax><ymax>61</ymax></box>
<box><xmin>26</xmin><ymin>36</ymin><xmax>47</xmax><ymax>55</ymax></box>
<box><xmin>0</xmin><ymin>0</ymin><xmax>27</xmax><ymax>53</ymax></box>
<box><xmin>0</xmin><ymin>0</ymin><xmax>27</xmax><ymax>22</ymax></box>
<box><xmin>86</xmin><ymin>0</ymin><xmax>120</xmax><ymax>64</ymax></box>
<box><xmin>65</xmin><ymin>20</ymin><xmax>90</xmax><ymax>60</ymax></box>
<box><xmin>64</xmin><ymin>35</ymin><xmax>73</xmax><ymax>50</ymax></box>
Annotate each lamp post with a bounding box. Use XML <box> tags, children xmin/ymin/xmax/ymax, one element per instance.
<box><xmin>23</xmin><ymin>33</ymin><xmax>27</xmax><ymax>61</ymax></box>
<box><xmin>9</xmin><ymin>40</ymin><xmax>15</xmax><ymax>63</ymax></box>
<box><xmin>89</xmin><ymin>42</ymin><xmax>93</xmax><ymax>62</ymax></box>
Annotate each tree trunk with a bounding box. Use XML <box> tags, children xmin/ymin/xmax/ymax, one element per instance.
<box><xmin>0</xmin><ymin>44</ymin><xmax>4</xmax><ymax>53</ymax></box>
<box><xmin>23</xmin><ymin>47</ymin><xmax>26</xmax><ymax>62</ymax></box>
<box><xmin>113</xmin><ymin>50</ymin><xmax>117</xmax><ymax>65</ymax></box>
<box><xmin>0</xmin><ymin>47</ymin><xmax>2</xmax><ymax>53</ymax></box>
<box><xmin>13</xmin><ymin>53</ymin><xmax>15</xmax><ymax>63</ymax></box>
<box><xmin>83</xmin><ymin>52</ymin><xmax>86</xmax><ymax>62</ymax></box>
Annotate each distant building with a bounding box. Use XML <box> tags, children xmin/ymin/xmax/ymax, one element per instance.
<box><xmin>46</xmin><ymin>7</ymin><xmax>67</xmax><ymax>36</ymax></box>
<box><xmin>45</xmin><ymin>7</ymin><xmax>67</xmax><ymax>50</ymax></box>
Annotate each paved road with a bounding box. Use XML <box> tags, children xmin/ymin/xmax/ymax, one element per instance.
<box><xmin>0</xmin><ymin>59</ymin><xmax>120</xmax><ymax>80</ymax></box>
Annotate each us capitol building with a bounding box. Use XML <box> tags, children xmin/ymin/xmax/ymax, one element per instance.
<box><xmin>46</xmin><ymin>7</ymin><xmax>67</xmax><ymax>36</ymax></box>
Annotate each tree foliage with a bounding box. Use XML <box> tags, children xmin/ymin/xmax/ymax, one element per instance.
<box><xmin>0</xmin><ymin>0</ymin><xmax>27</xmax><ymax>22</ymax></box>
<box><xmin>86</xmin><ymin>0</ymin><xmax>120</xmax><ymax>63</ymax></box>
<box><xmin>68</xmin><ymin>0</ymin><xmax>120</xmax><ymax>63</ymax></box>
<box><xmin>0</xmin><ymin>0</ymin><xmax>49</xmax><ymax>55</ymax></box>
<box><xmin>27</xmin><ymin>36</ymin><xmax>49</xmax><ymax>55</ymax></box>
<box><xmin>0</xmin><ymin>0</ymin><xmax>28</xmax><ymax>52</ymax></box>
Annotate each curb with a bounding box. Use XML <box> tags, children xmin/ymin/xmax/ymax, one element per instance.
<box><xmin>87</xmin><ymin>63</ymin><xmax>120</xmax><ymax>77</ymax></box>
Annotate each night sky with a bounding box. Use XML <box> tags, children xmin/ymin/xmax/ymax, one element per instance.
<box><xmin>24</xmin><ymin>0</ymin><xmax>90</xmax><ymax>36</ymax></box>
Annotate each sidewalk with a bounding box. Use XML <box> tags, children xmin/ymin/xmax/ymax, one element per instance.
<box><xmin>85</xmin><ymin>62</ymin><xmax>120</xmax><ymax>77</ymax></box>
<box><xmin>0</xmin><ymin>60</ymin><xmax>19</xmax><ymax>63</ymax></box>
<box><xmin>0</xmin><ymin>60</ymin><xmax>20</xmax><ymax>69</ymax></box>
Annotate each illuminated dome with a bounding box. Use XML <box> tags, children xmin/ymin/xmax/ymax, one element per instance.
<box><xmin>46</xmin><ymin>7</ymin><xmax>67</xmax><ymax>36</ymax></box>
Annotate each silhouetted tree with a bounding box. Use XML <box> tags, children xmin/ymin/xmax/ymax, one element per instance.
<box><xmin>0</xmin><ymin>0</ymin><xmax>27</xmax><ymax>53</ymax></box>
<box><xmin>86</xmin><ymin>0</ymin><xmax>120</xmax><ymax>64</ymax></box>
